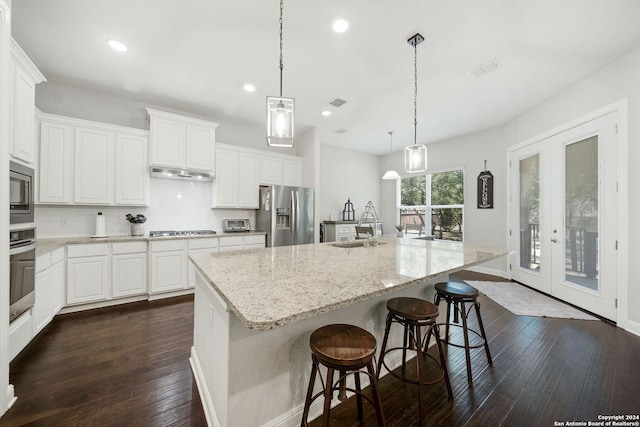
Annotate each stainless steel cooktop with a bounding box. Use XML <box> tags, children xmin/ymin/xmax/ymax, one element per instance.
<box><xmin>148</xmin><ymin>230</ymin><xmax>217</xmax><ymax>237</ymax></box>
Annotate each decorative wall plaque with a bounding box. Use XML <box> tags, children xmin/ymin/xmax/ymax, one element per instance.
<box><xmin>477</xmin><ymin>166</ymin><xmax>494</xmax><ymax>209</ymax></box>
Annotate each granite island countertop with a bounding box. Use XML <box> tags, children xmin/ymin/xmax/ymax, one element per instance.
<box><xmin>189</xmin><ymin>237</ymin><xmax>509</xmax><ymax>331</ymax></box>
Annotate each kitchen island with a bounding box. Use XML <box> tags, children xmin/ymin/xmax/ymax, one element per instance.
<box><xmin>189</xmin><ymin>237</ymin><xmax>508</xmax><ymax>427</ymax></box>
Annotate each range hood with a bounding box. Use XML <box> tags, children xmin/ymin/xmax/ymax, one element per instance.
<box><xmin>149</xmin><ymin>166</ymin><xmax>214</xmax><ymax>182</ymax></box>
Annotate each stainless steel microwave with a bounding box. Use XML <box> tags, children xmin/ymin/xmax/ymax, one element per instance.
<box><xmin>222</xmin><ymin>218</ymin><xmax>250</xmax><ymax>232</ymax></box>
<box><xmin>9</xmin><ymin>161</ymin><xmax>34</xmax><ymax>225</ymax></box>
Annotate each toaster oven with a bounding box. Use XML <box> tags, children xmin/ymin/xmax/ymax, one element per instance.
<box><xmin>222</xmin><ymin>218</ymin><xmax>250</xmax><ymax>232</ymax></box>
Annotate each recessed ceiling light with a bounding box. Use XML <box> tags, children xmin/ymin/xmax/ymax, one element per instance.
<box><xmin>332</xmin><ymin>19</ymin><xmax>349</xmax><ymax>33</ymax></box>
<box><xmin>243</xmin><ymin>83</ymin><xmax>256</xmax><ymax>93</ymax></box>
<box><xmin>107</xmin><ymin>39</ymin><xmax>127</xmax><ymax>52</ymax></box>
<box><xmin>321</xmin><ymin>110</ymin><xmax>331</xmax><ymax>117</ymax></box>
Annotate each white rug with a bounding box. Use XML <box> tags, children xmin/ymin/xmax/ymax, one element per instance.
<box><xmin>465</xmin><ymin>281</ymin><xmax>599</xmax><ymax>321</ymax></box>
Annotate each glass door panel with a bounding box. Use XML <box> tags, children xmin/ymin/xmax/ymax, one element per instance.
<box><xmin>519</xmin><ymin>154</ymin><xmax>540</xmax><ymax>272</ymax></box>
<box><xmin>564</xmin><ymin>136</ymin><xmax>598</xmax><ymax>291</ymax></box>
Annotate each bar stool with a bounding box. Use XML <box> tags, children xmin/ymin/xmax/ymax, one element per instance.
<box><xmin>301</xmin><ymin>324</ymin><xmax>385</xmax><ymax>427</ymax></box>
<box><xmin>433</xmin><ymin>281</ymin><xmax>492</xmax><ymax>383</ymax></box>
<box><xmin>376</xmin><ymin>297</ymin><xmax>452</xmax><ymax>426</ymax></box>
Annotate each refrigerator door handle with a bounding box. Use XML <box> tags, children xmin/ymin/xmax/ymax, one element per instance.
<box><xmin>291</xmin><ymin>190</ymin><xmax>297</xmax><ymax>244</ymax></box>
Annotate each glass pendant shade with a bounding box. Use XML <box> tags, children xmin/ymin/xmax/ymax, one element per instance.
<box><xmin>382</xmin><ymin>169</ymin><xmax>401</xmax><ymax>180</ymax></box>
<box><xmin>404</xmin><ymin>144</ymin><xmax>427</xmax><ymax>173</ymax></box>
<box><xmin>266</xmin><ymin>96</ymin><xmax>295</xmax><ymax>147</ymax></box>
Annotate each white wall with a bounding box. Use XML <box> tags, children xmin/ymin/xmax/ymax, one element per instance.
<box><xmin>35</xmin><ymin>81</ymin><xmax>298</xmax><ymax>155</ymax></box>
<box><xmin>503</xmin><ymin>44</ymin><xmax>640</xmax><ymax>332</ymax></box>
<box><xmin>379</xmin><ymin>126</ymin><xmax>509</xmax><ymax>274</ymax></box>
<box><xmin>1</xmin><ymin>0</ymin><xmax>12</xmax><ymax>417</ymax></box>
<box><xmin>319</xmin><ymin>143</ymin><xmax>382</xmax><ymax>226</ymax></box>
<box><xmin>35</xmin><ymin>179</ymin><xmax>255</xmax><ymax>238</ymax></box>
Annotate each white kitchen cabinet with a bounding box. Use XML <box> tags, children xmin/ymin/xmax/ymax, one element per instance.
<box><xmin>37</xmin><ymin>112</ymin><xmax>149</xmax><ymax>206</ymax></box>
<box><xmin>188</xmin><ymin>238</ymin><xmax>219</xmax><ymax>288</ymax></box>
<box><xmin>115</xmin><ymin>134</ymin><xmax>149</xmax><ymax>205</ymax></box>
<box><xmin>219</xmin><ymin>235</ymin><xmax>265</xmax><ymax>252</ymax></box>
<box><xmin>112</xmin><ymin>242</ymin><xmax>148</xmax><ymax>298</ymax></box>
<box><xmin>150</xmin><ymin>240</ymin><xmax>188</xmax><ymax>294</ymax></box>
<box><xmin>260</xmin><ymin>153</ymin><xmax>303</xmax><ymax>187</ymax></box>
<box><xmin>212</xmin><ymin>144</ymin><xmax>259</xmax><ymax>209</ymax></box>
<box><xmin>9</xmin><ymin>39</ymin><xmax>45</xmax><ymax>165</ymax></box>
<box><xmin>33</xmin><ymin>248</ymin><xmax>65</xmax><ymax>335</ymax></box>
<box><xmin>147</xmin><ymin>108</ymin><xmax>218</xmax><ymax>172</ymax></box>
<box><xmin>66</xmin><ymin>244</ymin><xmax>110</xmax><ymax>305</ymax></box>
<box><xmin>74</xmin><ymin>127</ymin><xmax>115</xmax><ymax>204</ymax></box>
<box><xmin>39</xmin><ymin>121</ymin><xmax>74</xmax><ymax>203</ymax></box>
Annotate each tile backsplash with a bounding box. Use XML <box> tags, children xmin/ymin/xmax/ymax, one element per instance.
<box><xmin>35</xmin><ymin>179</ymin><xmax>256</xmax><ymax>238</ymax></box>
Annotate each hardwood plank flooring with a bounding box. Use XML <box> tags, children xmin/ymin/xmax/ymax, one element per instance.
<box><xmin>2</xmin><ymin>296</ymin><xmax>207</xmax><ymax>427</ymax></box>
<box><xmin>2</xmin><ymin>270</ymin><xmax>639</xmax><ymax>426</ymax></box>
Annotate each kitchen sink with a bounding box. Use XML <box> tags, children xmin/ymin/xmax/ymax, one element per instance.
<box><xmin>329</xmin><ymin>240</ymin><xmax>387</xmax><ymax>248</ymax></box>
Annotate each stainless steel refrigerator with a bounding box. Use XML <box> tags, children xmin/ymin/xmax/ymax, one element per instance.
<box><xmin>256</xmin><ymin>185</ymin><xmax>314</xmax><ymax>247</ymax></box>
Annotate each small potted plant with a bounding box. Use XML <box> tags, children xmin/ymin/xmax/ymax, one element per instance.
<box><xmin>395</xmin><ymin>224</ymin><xmax>405</xmax><ymax>237</ymax></box>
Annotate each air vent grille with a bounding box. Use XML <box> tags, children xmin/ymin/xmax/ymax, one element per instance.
<box><xmin>469</xmin><ymin>59</ymin><xmax>502</xmax><ymax>78</ymax></box>
<box><xmin>329</xmin><ymin>98</ymin><xmax>347</xmax><ymax>107</ymax></box>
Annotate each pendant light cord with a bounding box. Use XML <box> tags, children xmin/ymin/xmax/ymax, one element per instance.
<box><xmin>414</xmin><ymin>41</ymin><xmax>418</xmax><ymax>145</ymax></box>
<box><xmin>279</xmin><ymin>0</ymin><xmax>284</xmax><ymax>97</ymax></box>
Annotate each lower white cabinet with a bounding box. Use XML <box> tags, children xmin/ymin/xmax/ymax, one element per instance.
<box><xmin>150</xmin><ymin>240</ymin><xmax>188</xmax><ymax>294</ymax></box>
<box><xmin>188</xmin><ymin>238</ymin><xmax>219</xmax><ymax>288</ymax></box>
<box><xmin>67</xmin><ymin>244</ymin><xmax>110</xmax><ymax>305</ymax></box>
<box><xmin>67</xmin><ymin>241</ymin><xmax>148</xmax><ymax>305</ymax></box>
<box><xmin>112</xmin><ymin>241</ymin><xmax>148</xmax><ymax>298</ymax></box>
<box><xmin>219</xmin><ymin>235</ymin><xmax>266</xmax><ymax>252</ymax></box>
<box><xmin>33</xmin><ymin>248</ymin><xmax>65</xmax><ymax>334</ymax></box>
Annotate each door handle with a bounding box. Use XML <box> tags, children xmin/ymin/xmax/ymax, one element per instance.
<box><xmin>551</xmin><ymin>238</ymin><xmax>558</xmax><ymax>243</ymax></box>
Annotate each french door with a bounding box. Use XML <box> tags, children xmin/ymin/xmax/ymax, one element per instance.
<box><xmin>510</xmin><ymin>112</ymin><xmax>618</xmax><ymax>321</ymax></box>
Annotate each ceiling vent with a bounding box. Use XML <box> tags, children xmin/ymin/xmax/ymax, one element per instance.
<box><xmin>469</xmin><ymin>59</ymin><xmax>502</xmax><ymax>78</ymax></box>
<box><xmin>334</xmin><ymin>128</ymin><xmax>348</xmax><ymax>134</ymax></box>
<box><xmin>329</xmin><ymin>98</ymin><xmax>347</xmax><ymax>107</ymax></box>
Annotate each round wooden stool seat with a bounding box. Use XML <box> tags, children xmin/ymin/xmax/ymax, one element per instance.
<box><xmin>310</xmin><ymin>324</ymin><xmax>376</xmax><ymax>368</ymax></box>
<box><xmin>302</xmin><ymin>324</ymin><xmax>385</xmax><ymax>426</ymax></box>
<box><xmin>386</xmin><ymin>297</ymin><xmax>439</xmax><ymax>321</ymax></box>
<box><xmin>376</xmin><ymin>297</ymin><xmax>452</xmax><ymax>427</ymax></box>
<box><xmin>434</xmin><ymin>281</ymin><xmax>493</xmax><ymax>384</ymax></box>
<box><xmin>435</xmin><ymin>281</ymin><xmax>479</xmax><ymax>300</ymax></box>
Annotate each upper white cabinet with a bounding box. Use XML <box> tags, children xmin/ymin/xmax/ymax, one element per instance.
<box><xmin>260</xmin><ymin>154</ymin><xmax>303</xmax><ymax>187</ymax></box>
<box><xmin>212</xmin><ymin>144</ymin><xmax>259</xmax><ymax>208</ymax></box>
<box><xmin>212</xmin><ymin>143</ymin><xmax>304</xmax><ymax>209</ymax></box>
<box><xmin>10</xmin><ymin>39</ymin><xmax>46</xmax><ymax>165</ymax></box>
<box><xmin>147</xmin><ymin>108</ymin><xmax>218</xmax><ymax>172</ymax></box>
<box><xmin>37</xmin><ymin>113</ymin><xmax>149</xmax><ymax>206</ymax></box>
<box><xmin>74</xmin><ymin>127</ymin><xmax>114</xmax><ymax>204</ymax></box>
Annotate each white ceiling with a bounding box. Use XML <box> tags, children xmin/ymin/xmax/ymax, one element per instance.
<box><xmin>11</xmin><ymin>1</ymin><xmax>640</xmax><ymax>155</ymax></box>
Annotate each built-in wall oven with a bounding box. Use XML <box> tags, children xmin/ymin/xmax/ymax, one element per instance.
<box><xmin>10</xmin><ymin>160</ymin><xmax>34</xmax><ymax>225</ymax></box>
<box><xmin>9</xmin><ymin>227</ymin><xmax>36</xmax><ymax>322</ymax></box>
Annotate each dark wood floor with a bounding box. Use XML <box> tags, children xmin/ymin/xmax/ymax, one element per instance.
<box><xmin>2</xmin><ymin>295</ymin><xmax>207</xmax><ymax>427</ymax></box>
<box><xmin>2</xmin><ymin>271</ymin><xmax>639</xmax><ymax>426</ymax></box>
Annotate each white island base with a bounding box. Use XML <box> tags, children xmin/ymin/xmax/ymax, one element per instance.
<box><xmin>191</xmin><ymin>272</ymin><xmax>446</xmax><ymax>427</ymax></box>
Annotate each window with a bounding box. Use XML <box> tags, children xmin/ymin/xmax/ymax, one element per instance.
<box><xmin>400</xmin><ymin>169</ymin><xmax>464</xmax><ymax>241</ymax></box>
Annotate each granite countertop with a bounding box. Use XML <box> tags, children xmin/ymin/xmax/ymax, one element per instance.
<box><xmin>36</xmin><ymin>231</ymin><xmax>267</xmax><ymax>256</ymax></box>
<box><xmin>189</xmin><ymin>237</ymin><xmax>509</xmax><ymax>331</ymax></box>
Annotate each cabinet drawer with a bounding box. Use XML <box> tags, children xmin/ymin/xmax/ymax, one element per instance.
<box><xmin>188</xmin><ymin>238</ymin><xmax>219</xmax><ymax>250</ymax></box>
<box><xmin>51</xmin><ymin>248</ymin><xmax>65</xmax><ymax>264</ymax></box>
<box><xmin>337</xmin><ymin>225</ymin><xmax>353</xmax><ymax>233</ymax></box>
<box><xmin>245</xmin><ymin>235</ymin><xmax>265</xmax><ymax>246</ymax></box>
<box><xmin>67</xmin><ymin>244</ymin><xmax>109</xmax><ymax>258</ymax></box>
<box><xmin>112</xmin><ymin>241</ymin><xmax>147</xmax><ymax>254</ymax></box>
<box><xmin>219</xmin><ymin>236</ymin><xmax>243</xmax><ymax>247</ymax></box>
<box><xmin>150</xmin><ymin>239</ymin><xmax>187</xmax><ymax>253</ymax></box>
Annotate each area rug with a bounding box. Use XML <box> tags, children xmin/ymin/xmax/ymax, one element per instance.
<box><xmin>464</xmin><ymin>281</ymin><xmax>599</xmax><ymax>321</ymax></box>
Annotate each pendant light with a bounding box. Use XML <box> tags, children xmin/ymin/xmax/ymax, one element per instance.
<box><xmin>404</xmin><ymin>33</ymin><xmax>427</xmax><ymax>173</ymax></box>
<box><xmin>382</xmin><ymin>131</ymin><xmax>401</xmax><ymax>180</ymax></box>
<box><xmin>267</xmin><ymin>0</ymin><xmax>295</xmax><ymax>147</ymax></box>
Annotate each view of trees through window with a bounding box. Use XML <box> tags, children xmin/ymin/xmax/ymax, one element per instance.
<box><xmin>400</xmin><ymin>170</ymin><xmax>464</xmax><ymax>241</ymax></box>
